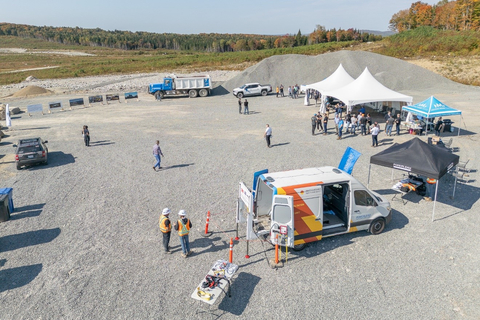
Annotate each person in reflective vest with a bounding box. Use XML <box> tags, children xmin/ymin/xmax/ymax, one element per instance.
<box><xmin>424</xmin><ymin>178</ymin><xmax>437</xmax><ymax>202</ymax></box>
<box><xmin>174</xmin><ymin>210</ymin><xmax>193</xmax><ymax>257</ymax></box>
<box><xmin>159</xmin><ymin>208</ymin><xmax>172</xmax><ymax>254</ymax></box>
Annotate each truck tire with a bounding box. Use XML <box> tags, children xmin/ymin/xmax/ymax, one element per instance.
<box><xmin>199</xmin><ymin>89</ymin><xmax>208</xmax><ymax>97</ymax></box>
<box><xmin>188</xmin><ymin>90</ymin><xmax>198</xmax><ymax>98</ymax></box>
<box><xmin>158</xmin><ymin>91</ymin><xmax>165</xmax><ymax>99</ymax></box>
<box><xmin>369</xmin><ymin>218</ymin><xmax>386</xmax><ymax>235</ymax></box>
<box><xmin>261</xmin><ymin>90</ymin><xmax>267</xmax><ymax>96</ymax></box>
<box><xmin>236</xmin><ymin>92</ymin><xmax>244</xmax><ymax>98</ymax></box>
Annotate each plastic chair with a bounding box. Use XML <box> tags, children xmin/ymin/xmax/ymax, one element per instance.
<box><xmin>457</xmin><ymin>159</ymin><xmax>470</xmax><ymax>173</ymax></box>
<box><xmin>443</xmin><ymin>138</ymin><xmax>453</xmax><ymax>149</ymax></box>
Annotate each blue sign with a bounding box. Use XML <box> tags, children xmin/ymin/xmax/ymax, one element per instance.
<box><xmin>338</xmin><ymin>147</ymin><xmax>361</xmax><ymax>175</ymax></box>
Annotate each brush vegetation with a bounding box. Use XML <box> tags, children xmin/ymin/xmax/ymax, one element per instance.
<box><xmin>2</xmin><ymin>26</ymin><xmax>480</xmax><ymax>86</ymax></box>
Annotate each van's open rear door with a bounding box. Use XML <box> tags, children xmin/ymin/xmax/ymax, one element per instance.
<box><xmin>270</xmin><ymin>195</ymin><xmax>294</xmax><ymax>248</ymax></box>
<box><xmin>252</xmin><ymin>169</ymin><xmax>268</xmax><ymax>197</ymax></box>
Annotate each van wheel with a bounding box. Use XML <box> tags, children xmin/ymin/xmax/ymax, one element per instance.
<box><xmin>292</xmin><ymin>243</ymin><xmax>307</xmax><ymax>251</ymax></box>
<box><xmin>370</xmin><ymin>218</ymin><xmax>385</xmax><ymax>235</ymax></box>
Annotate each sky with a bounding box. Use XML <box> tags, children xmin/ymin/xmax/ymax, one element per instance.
<box><xmin>1</xmin><ymin>0</ymin><xmax>440</xmax><ymax>35</ymax></box>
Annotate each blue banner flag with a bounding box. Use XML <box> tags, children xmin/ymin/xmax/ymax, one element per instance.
<box><xmin>338</xmin><ymin>147</ymin><xmax>361</xmax><ymax>175</ymax></box>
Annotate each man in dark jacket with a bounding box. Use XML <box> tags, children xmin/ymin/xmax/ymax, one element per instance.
<box><xmin>311</xmin><ymin>114</ymin><xmax>317</xmax><ymax>135</ymax></box>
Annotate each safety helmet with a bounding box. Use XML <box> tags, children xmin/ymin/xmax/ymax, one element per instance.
<box><xmin>178</xmin><ymin>210</ymin><xmax>186</xmax><ymax>216</ymax></box>
<box><xmin>162</xmin><ymin>208</ymin><xmax>171</xmax><ymax>215</ymax></box>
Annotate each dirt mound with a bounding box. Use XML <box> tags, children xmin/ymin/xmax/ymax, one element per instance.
<box><xmin>223</xmin><ymin>50</ymin><xmax>468</xmax><ymax>95</ymax></box>
<box><xmin>12</xmin><ymin>85</ymin><xmax>53</xmax><ymax>97</ymax></box>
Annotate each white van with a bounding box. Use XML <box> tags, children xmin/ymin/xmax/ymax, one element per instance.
<box><xmin>237</xmin><ymin>166</ymin><xmax>392</xmax><ymax>250</ymax></box>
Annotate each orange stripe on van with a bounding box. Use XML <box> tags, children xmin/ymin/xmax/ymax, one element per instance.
<box><xmin>280</xmin><ymin>183</ymin><xmax>323</xmax><ymax>240</ymax></box>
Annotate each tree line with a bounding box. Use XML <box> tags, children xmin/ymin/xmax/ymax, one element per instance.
<box><xmin>0</xmin><ymin>23</ymin><xmax>381</xmax><ymax>52</ymax></box>
<box><xmin>390</xmin><ymin>0</ymin><xmax>480</xmax><ymax>32</ymax></box>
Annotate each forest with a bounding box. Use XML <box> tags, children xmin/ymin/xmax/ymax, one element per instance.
<box><xmin>0</xmin><ymin>23</ymin><xmax>381</xmax><ymax>52</ymax></box>
<box><xmin>390</xmin><ymin>0</ymin><xmax>480</xmax><ymax>32</ymax></box>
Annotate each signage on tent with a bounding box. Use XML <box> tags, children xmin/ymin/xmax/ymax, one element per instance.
<box><xmin>393</xmin><ymin>163</ymin><xmax>411</xmax><ymax>172</ymax></box>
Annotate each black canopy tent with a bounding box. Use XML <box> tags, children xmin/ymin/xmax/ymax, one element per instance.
<box><xmin>367</xmin><ymin>138</ymin><xmax>459</xmax><ymax>221</ymax></box>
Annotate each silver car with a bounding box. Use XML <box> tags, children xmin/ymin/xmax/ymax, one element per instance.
<box><xmin>13</xmin><ymin>138</ymin><xmax>49</xmax><ymax>170</ymax></box>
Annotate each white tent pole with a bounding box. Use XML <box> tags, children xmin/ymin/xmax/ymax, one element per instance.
<box><xmin>452</xmin><ymin>175</ymin><xmax>458</xmax><ymax>199</ymax></box>
<box><xmin>367</xmin><ymin>164</ymin><xmax>371</xmax><ymax>188</ymax></box>
<box><xmin>431</xmin><ymin>181</ymin><xmax>439</xmax><ymax>222</ymax></box>
<box><xmin>458</xmin><ymin>115</ymin><xmax>466</xmax><ymax>136</ymax></box>
<box><xmin>425</xmin><ymin>112</ymin><xmax>430</xmax><ymax>136</ymax></box>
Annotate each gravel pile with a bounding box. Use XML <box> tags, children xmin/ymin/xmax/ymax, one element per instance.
<box><xmin>223</xmin><ymin>51</ymin><xmax>464</xmax><ymax>93</ymax></box>
<box><xmin>11</xmin><ymin>85</ymin><xmax>53</xmax><ymax>97</ymax></box>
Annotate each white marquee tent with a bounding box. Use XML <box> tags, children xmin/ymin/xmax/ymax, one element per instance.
<box><xmin>305</xmin><ymin>64</ymin><xmax>355</xmax><ymax>93</ymax></box>
<box><xmin>324</xmin><ymin>67</ymin><xmax>413</xmax><ymax>112</ymax></box>
<box><xmin>304</xmin><ymin>64</ymin><xmax>355</xmax><ymax>113</ymax></box>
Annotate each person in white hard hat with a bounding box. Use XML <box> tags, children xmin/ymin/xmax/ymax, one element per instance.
<box><xmin>174</xmin><ymin>210</ymin><xmax>193</xmax><ymax>257</ymax></box>
<box><xmin>159</xmin><ymin>208</ymin><xmax>172</xmax><ymax>253</ymax></box>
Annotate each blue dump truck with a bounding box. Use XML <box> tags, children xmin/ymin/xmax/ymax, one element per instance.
<box><xmin>148</xmin><ymin>74</ymin><xmax>212</xmax><ymax>99</ymax></box>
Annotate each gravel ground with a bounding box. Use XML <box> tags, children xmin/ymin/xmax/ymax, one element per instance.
<box><xmin>0</xmin><ymin>53</ymin><xmax>479</xmax><ymax>319</ymax></box>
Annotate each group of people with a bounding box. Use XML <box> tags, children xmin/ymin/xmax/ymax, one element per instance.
<box><xmin>275</xmin><ymin>84</ymin><xmax>300</xmax><ymax>99</ymax></box>
<box><xmin>238</xmin><ymin>98</ymin><xmax>250</xmax><ymax>115</ymax></box>
<box><xmin>159</xmin><ymin>208</ymin><xmax>193</xmax><ymax>257</ymax></box>
<box><xmin>310</xmin><ymin>106</ymin><xmax>404</xmax><ymax>147</ymax></box>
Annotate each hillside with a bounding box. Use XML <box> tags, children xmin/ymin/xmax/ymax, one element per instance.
<box><xmin>1</xmin><ymin>27</ymin><xmax>480</xmax><ymax>86</ymax></box>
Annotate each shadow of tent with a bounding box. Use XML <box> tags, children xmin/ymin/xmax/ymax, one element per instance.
<box><xmin>436</xmin><ymin>180</ymin><xmax>480</xmax><ymax>210</ymax></box>
<box><xmin>10</xmin><ymin>203</ymin><xmax>45</xmax><ymax>220</ymax></box>
<box><xmin>218</xmin><ymin>272</ymin><xmax>261</xmax><ymax>316</ymax></box>
<box><xmin>0</xmin><ymin>228</ymin><xmax>61</xmax><ymax>253</ymax></box>
<box><xmin>0</xmin><ymin>264</ymin><xmax>42</xmax><ymax>293</ymax></box>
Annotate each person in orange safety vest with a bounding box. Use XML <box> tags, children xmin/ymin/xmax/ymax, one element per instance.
<box><xmin>174</xmin><ymin>210</ymin><xmax>193</xmax><ymax>258</ymax></box>
<box><xmin>159</xmin><ymin>208</ymin><xmax>172</xmax><ymax>254</ymax></box>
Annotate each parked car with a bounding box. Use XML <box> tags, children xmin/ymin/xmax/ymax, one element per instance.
<box><xmin>13</xmin><ymin>137</ymin><xmax>48</xmax><ymax>170</ymax></box>
<box><xmin>232</xmin><ymin>83</ymin><xmax>272</xmax><ymax>98</ymax></box>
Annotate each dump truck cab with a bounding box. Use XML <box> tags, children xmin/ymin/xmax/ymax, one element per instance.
<box><xmin>238</xmin><ymin>166</ymin><xmax>391</xmax><ymax>250</ymax></box>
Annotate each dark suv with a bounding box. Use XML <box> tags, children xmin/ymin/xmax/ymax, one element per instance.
<box><xmin>13</xmin><ymin>138</ymin><xmax>48</xmax><ymax>170</ymax></box>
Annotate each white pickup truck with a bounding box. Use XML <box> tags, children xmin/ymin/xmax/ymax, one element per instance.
<box><xmin>232</xmin><ymin>83</ymin><xmax>272</xmax><ymax>98</ymax></box>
